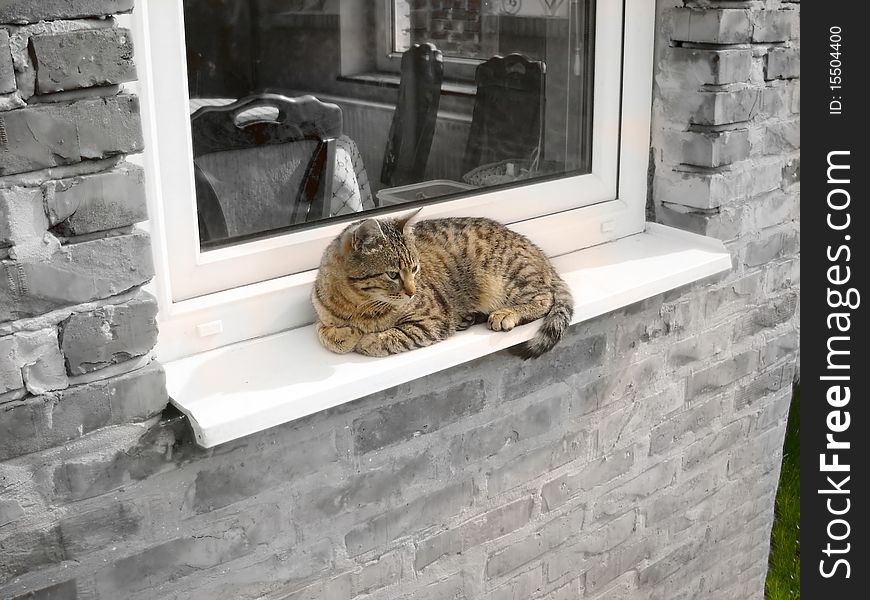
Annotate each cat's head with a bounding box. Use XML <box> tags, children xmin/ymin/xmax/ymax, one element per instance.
<box><xmin>324</xmin><ymin>210</ymin><xmax>421</xmax><ymax>306</ymax></box>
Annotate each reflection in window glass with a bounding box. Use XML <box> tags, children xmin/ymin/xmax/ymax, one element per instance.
<box><xmin>183</xmin><ymin>0</ymin><xmax>595</xmax><ymax>250</ymax></box>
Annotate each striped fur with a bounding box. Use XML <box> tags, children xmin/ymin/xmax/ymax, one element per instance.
<box><xmin>312</xmin><ymin>215</ymin><xmax>574</xmax><ymax>358</ymax></box>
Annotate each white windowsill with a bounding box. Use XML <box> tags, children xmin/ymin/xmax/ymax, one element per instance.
<box><xmin>164</xmin><ymin>223</ymin><xmax>731</xmax><ymax>448</ymax></box>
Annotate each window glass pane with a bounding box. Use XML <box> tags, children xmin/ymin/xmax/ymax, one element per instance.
<box><xmin>183</xmin><ymin>0</ymin><xmax>595</xmax><ymax>250</ymax></box>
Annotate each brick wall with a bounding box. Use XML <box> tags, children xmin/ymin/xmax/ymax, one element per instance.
<box><xmin>402</xmin><ymin>0</ymin><xmax>490</xmax><ymax>58</ymax></box>
<box><xmin>0</xmin><ymin>1</ymin><xmax>799</xmax><ymax>599</ymax></box>
<box><xmin>0</xmin><ymin>0</ymin><xmax>168</xmax><ymax>591</ymax></box>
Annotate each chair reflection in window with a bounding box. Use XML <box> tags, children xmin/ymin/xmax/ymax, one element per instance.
<box><xmin>462</xmin><ymin>54</ymin><xmax>547</xmax><ymax>185</ymax></box>
<box><xmin>190</xmin><ymin>93</ymin><xmax>341</xmax><ymax>246</ymax></box>
<box><xmin>381</xmin><ymin>43</ymin><xmax>444</xmax><ymax>189</ymax></box>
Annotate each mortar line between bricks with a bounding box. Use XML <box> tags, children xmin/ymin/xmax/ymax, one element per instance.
<box><xmin>0</xmin><ymin>285</ymin><xmax>146</xmax><ymax>336</ymax></box>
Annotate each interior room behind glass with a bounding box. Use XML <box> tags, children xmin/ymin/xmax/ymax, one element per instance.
<box><xmin>184</xmin><ymin>0</ymin><xmax>595</xmax><ymax>249</ymax></box>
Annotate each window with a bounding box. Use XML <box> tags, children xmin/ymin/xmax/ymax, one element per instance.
<box><xmin>133</xmin><ymin>0</ymin><xmax>654</xmax><ymax>361</ymax></box>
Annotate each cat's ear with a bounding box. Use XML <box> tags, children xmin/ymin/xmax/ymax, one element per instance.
<box><xmin>396</xmin><ymin>207</ymin><xmax>423</xmax><ymax>235</ymax></box>
<box><xmin>343</xmin><ymin>219</ymin><xmax>385</xmax><ymax>254</ymax></box>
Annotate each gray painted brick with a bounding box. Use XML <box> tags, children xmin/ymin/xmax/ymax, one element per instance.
<box><xmin>284</xmin><ymin>549</ymin><xmax>403</xmax><ymax>600</ymax></box>
<box><xmin>0</xmin><ymin>525</ymin><xmax>66</xmax><ymax>585</ymax></box>
<box><xmin>638</xmin><ymin>535</ymin><xmax>706</xmax><ymax>587</ymax></box>
<box><xmin>401</xmin><ymin>573</ymin><xmax>467</xmax><ymax>600</ymax></box>
<box><xmin>703</xmin><ymin>272</ymin><xmax>763</xmax><ymax>323</ymax></box>
<box><xmin>761</xmin><ymin>329</ymin><xmax>798</xmax><ymax>366</ymax></box>
<box><xmin>670</xmin><ymin>9</ymin><xmax>752</xmax><ymax>44</ymax></box>
<box><xmin>488</xmin><ymin>567</ymin><xmax>543</xmax><ymax>600</ymax></box>
<box><xmin>9</xmin><ymin>580</ymin><xmax>77</xmax><ymax>600</ymax></box>
<box><xmin>649</xmin><ymin>394</ymin><xmax>728</xmax><ymax>456</ymax></box>
<box><xmin>0</xmin><ymin>498</ymin><xmax>24</xmax><ymax>527</ymax></box>
<box><xmin>782</xmin><ymin>156</ymin><xmax>800</xmax><ymax>189</ymax></box>
<box><xmin>544</xmin><ymin>578</ymin><xmax>585</xmax><ymax>599</ymax></box>
<box><xmin>728</xmin><ymin>421</ymin><xmax>788</xmax><ymax>479</ymax></box>
<box><xmin>0</xmin><ymin>230</ymin><xmax>154</xmax><ymax>323</ymax></box>
<box><xmin>204</xmin><ymin>539</ymin><xmax>333</xmax><ymax>600</ymax></box>
<box><xmin>545</xmin><ymin>512</ymin><xmax>636</xmax><ymax>584</ymax></box>
<box><xmin>766</xmin><ymin>47</ymin><xmax>800</xmax><ymax>80</ymax></box>
<box><xmin>654</xmin><ymin>159</ymin><xmax>782</xmax><ymax>210</ymax></box>
<box><xmin>594</xmin><ymin>459</ymin><xmax>678</xmax><ymax>518</ymax></box>
<box><xmin>656</xmin><ymin>204</ymin><xmax>741</xmax><ymax>244</ymax></box>
<box><xmin>353</xmin><ymin>379</ymin><xmax>486</xmax><ymax>454</ymax></box>
<box><xmin>761</xmin><ymin>82</ymin><xmax>794</xmax><ymax>119</ymax></box>
<box><xmin>598</xmin><ymin>388</ymin><xmax>684</xmax><ymax>454</ymax></box>
<box><xmin>344</xmin><ymin>480</ymin><xmax>475</xmax><ymax>557</ymax></box>
<box><xmin>0</xmin><ymin>335</ymin><xmax>23</xmax><ymax>393</ymax></box>
<box><xmin>667</xmin><ymin>323</ymin><xmax>732</xmax><ymax>367</ymax></box>
<box><xmin>743</xmin><ymin>232</ymin><xmax>784</xmax><ymax>267</ymax></box>
<box><xmin>570</xmin><ymin>355</ymin><xmax>663</xmax><ymax>417</ymax></box>
<box><xmin>298</xmin><ymin>451</ymin><xmax>433</xmax><ymax>520</ymax></box>
<box><xmin>681</xmin><ymin>418</ymin><xmax>749</xmax><ymax>472</ymax></box>
<box><xmin>764</xmin><ymin>119</ymin><xmax>800</xmax><ymax>155</ymax></box>
<box><xmin>44</xmin><ymin>162</ymin><xmax>148</xmax><ymax>235</ymax></box>
<box><xmin>58</xmin><ymin>500</ymin><xmax>143</xmax><ymax>559</ymax></box>
<box><xmin>501</xmin><ymin>333</ymin><xmax>606</xmax><ymax>402</ymax></box>
<box><xmin>0</xmin><ymin>362</ymin><xmax>165</xmax><ymax>461</ymax></box>
<box><xmin>54</xmin><ymin>359</ymin><xmax>165</xmax><ymax>422</ymax></box>
<box><xmin>734</xmin><ymin>363</ymin><xmax>792</xmax><ymax>411</ymax></box>
<box><xmin>756</xmin><ymin>387</ymin><xmax>794</xmax><ymax>433</ymax></box>
<box><xmin>193</xmin><ymin>429</ymin><xmax>339</xmax><ymax>513</ymax></box>
<box><xmin>447</xmin><ymin>387</ymin><xmax>563</xmax><ymax>466</ymax></box>
<box><xmin>0</xmin><ymin>186</ymin><xmax>48</xmax><ymax>247</ymax></box>
<box><xmin>93</xmin><ymin>509</ymin><xmax>279</xmax><ymax>598</ymax></box>
<box><xmin>645</xmin><ymin>467</ymin><xmax>725</xmax><ymax>527</ymax></box>
<box><xmin>751</xmin><ymin>191</ymin><xmax>797</xmax><ymax>231</ymax></box>
<box><xmin>611</xmin><ymin>298</ymin><xmax>667</xmax><ymax>354</ymax></box>
<box><xmin>584</xmin><ymin>536</ymin><xmax>658</xmax><ymax>595</ymax></box>
<box><xmin>354</xmin><ymin>551</ymin><xmax>404</xmax><ymax>597</ymax></box>
<box><xmin>487</xmin><ymin>430</ymin><xmax>590</xmax><ymax>497</ymax></box>
<box><xmin>685</xmin><ymin>349</ymin><xmax>759</xmax><ymax>398</ymax></box>
<box><xmin>0</xmin><ymin>30</ymin><xmax>15</xmax><ymax>94</ymax></box>
<box><xmin>0</xmin><ymin>95</ymin><xmax>143</xmax><ymax>177</ymax></box>
<box><xmin>664</xmin><ymin>48</ymin><xmax>751</xmax><ymax>86</ymax></box>
<box><xmin>692</xmin><ymin>88</ymin><xmax>761</xmax><ymax>126</ymax></box>
<box><xmin>541</xmin><ymin>447</ymin><xmax>634</xmax><ymax>512</ymax></box>
<box><xmin>732</xmin><ymin>292</ymin><xmax>798</xmax><ymax>338</ymax></box>
<box><xmin>584</xmin><ymin>573</ymin><xmax>633</xmax><ymax>600</ymax></box>
<box><xmin>11</xmin><ymin>328</ymin><xmax>68</xmax><ymax>395</ymax></box>
<box><xmin>51</xmin><ymin>422</ymin><xmax>184</xmax><ymax>502</ymax></box>
<box><xmin>679</xmin><ymin>129</ymin><xmax>750</xmax><ymax>169</ymax></box>
<box><xmin>31</xmin><ymin>28</ymin><xmax>136</xmax><ymax>94</ymax></box>
<box><xmin>415</xmin><ymin>497</ymin><xmax>534</xmax><ymax>570</ymax></box>
<box><xmin>0</xmin><ymin>1</ymin><xmax>134</xmax><ymax>23</ymax></box>
<box><xmin>485</xmin><ymin>505</ymin><xmax>584</xmax><ymax>579</ymax></box>
<box><xmin>60</xmin><ymin>291</ymin><xmax>158</xmax><ymax>375</ymax></box>
<box><xmin>752</xmin><ymin>10</ymin><xmax>798</xmax><ymax>43</ymax></box>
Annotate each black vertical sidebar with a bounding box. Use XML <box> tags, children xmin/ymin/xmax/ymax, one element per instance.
<box><xmin>802</xmin><ymin>2</ymin><xmax>867</xmax><ymax>597</ymax></box>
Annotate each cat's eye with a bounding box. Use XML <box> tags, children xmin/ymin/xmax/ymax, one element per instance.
<box><xmin>412</xmin><ymin>265</ymin><xmax>420</xmax><ymax>274</ymax></box>
<box><xmin>386</xmin><ymin>271</ymin><xmax>400</xmax><ymax>280</ymax></box>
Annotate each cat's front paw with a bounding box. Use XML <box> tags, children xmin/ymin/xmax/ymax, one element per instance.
<box><xmin>488</xmin><ymin>308</ymin><xmax>520</xmax><ymax>332</ymax></box>
<box><xmin>316</xmin><ymin>323</ymin><xmax>362</xmax><ymax>354</ymax></box>
<box><xmin>355</xmin><ymin>332</ymin><xmax>392</xmax><ymax>357</ymax></box>
<box><xmin>457</xmin><ymin>312</ymin><xmax>486</xmax><ymax>331</ymax></box>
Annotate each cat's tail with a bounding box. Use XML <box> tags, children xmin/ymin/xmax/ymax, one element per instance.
<box><xmin>520</xmin><ymin>276</ymin><xmax>574</xmax><ymax>359</ymax></box>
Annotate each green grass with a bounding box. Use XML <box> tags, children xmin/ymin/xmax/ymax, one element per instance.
<box><xmin>765</xmin><ymin>387</ymin><xmax>800</xmax><ymax>599</ymax></box>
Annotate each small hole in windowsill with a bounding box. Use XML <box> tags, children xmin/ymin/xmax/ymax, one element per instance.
<box><xmin>338</xmin><ymin>72</ymin><xmax>477</xmax><ymax>97</ymax></box>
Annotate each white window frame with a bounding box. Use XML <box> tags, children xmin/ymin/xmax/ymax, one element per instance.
<box><xmin>133</xmin><ymin>0</ymin><xmax>654</xmax><ymax>362</ymax></box>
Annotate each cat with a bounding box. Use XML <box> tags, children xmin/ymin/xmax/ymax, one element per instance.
<box><xmin>311</xmin><ymin>212</ymin><xmax>573</xmax><ymax>358</ymax></box>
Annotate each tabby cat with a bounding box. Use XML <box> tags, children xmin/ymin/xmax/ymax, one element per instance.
<box><xmin>311</xmin><ymin>213</ymin><xmax>573</xmax><ymax>358</ymax></box>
